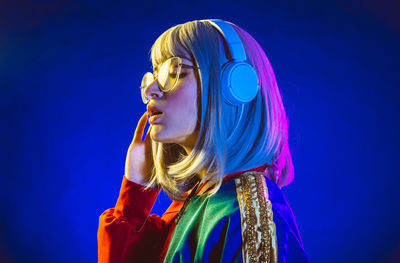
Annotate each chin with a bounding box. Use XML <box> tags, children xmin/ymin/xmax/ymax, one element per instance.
<box><xmin>150</xmin><ymin>128</ymin><xmax>170</xmax><ymax>143</ymax></box>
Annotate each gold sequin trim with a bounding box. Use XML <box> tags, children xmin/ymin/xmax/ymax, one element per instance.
<box><xmin>235</xmin><ymin>171</ymin><xmax>278</xmax><ymax>263</ymax></box>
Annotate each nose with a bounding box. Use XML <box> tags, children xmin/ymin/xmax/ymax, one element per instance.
<box><xmin>144</xmin><ymin>77</ymin><xmax>164</xmax><ymax>101</ymax></box>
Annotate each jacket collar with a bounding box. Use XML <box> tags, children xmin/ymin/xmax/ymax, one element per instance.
<box><xmin>195</xmin><ymin>164</ymin><xmax>268</xmax><ymax>195</ymax></box>
<box><xmin>222</xmin><ymin>164</ymin><xmax>268</xmax><ymax>184</ymax></box>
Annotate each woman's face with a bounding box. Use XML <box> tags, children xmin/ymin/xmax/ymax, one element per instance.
<box><xmin>144</xmin><ymin>50</ymin><xmax>199</xmax><ymax>154</ymax></box>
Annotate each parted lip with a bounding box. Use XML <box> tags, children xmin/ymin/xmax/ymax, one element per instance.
<box><xmin>147</xmin><ymin>104</ymin><xmax>164</xmax><ymax>117</ymax></box>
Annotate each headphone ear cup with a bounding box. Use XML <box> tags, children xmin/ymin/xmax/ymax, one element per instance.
<box><xmin>221</xmin><ymin>62</ymin><xmax>259</xmax><ymax>105</ymax></box>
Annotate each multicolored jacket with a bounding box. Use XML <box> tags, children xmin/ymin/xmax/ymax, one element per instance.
<box><xmin>98</xmin><ymin>165</ymin><xmax>310</xmax><ymax>262</ymax></box>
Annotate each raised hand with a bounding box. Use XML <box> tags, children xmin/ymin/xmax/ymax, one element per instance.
<box><xmin>124</xmin><ymin>112</ymin><xmax>155</xmax><ymax>187</ymax></box>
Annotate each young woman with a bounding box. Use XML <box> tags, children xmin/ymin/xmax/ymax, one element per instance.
<box><xmin>98</xmin><ymin>19</ymin><xmax>310</xmax><ymax>263</ymax></box>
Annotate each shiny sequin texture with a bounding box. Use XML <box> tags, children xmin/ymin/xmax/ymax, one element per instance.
<box><xmin>235</xmin><ymin>171</ymin><xmax>278</xmax><ymax>263</ymax></box>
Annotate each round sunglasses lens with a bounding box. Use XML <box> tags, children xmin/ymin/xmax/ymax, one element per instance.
<box><xmin>141</xmin><ymin>72</ymin><xmax>154</xmax><ymax>88</ymax></box>
<box><xmin>158</xmin><ymin>57</ymin><xmax>181</xmax><ymax>92</ymax></box>
<box><xmin>141</xmin><ymin>88</ymin><xmax>149</xmax><ymax>103</ymax></box>
<box><xmin>141</xmin><ymin>72</ymin><xmax>153</xmax><ymax>103</ymax></box>
<box><xmin>157</xmin><ymin>58</ymin><xmax>170</xmax><ymax>90</ymax></box>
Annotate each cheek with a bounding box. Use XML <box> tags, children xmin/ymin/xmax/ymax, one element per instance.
<box><xmin>173</xmin><ymin>96</ymin><xmax>197</xmax><ymax>126</ymax></box>
<box><xmin>185</xmin><ymin>88</ymin><xmax>198</xmax><ymax>125</ymax></box>
<box><xmin>173</xmin><ymin>83</ymin><xmax>198</xmax><ymax>117</ymax></box>
<box><xmin>164</xmin><ymin>75</ymin><xmax>198</xmax><ymax>128</ymax></box>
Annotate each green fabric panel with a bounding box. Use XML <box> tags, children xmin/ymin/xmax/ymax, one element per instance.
<box><xmin>164</xmin><ymin>180</ymin><xmax>240</xmax><ymax>262</ymax></box>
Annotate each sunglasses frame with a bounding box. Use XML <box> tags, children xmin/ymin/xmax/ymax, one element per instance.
<box><xmin>140</xmin><ymin>56</ymin><xmax>200</xmax><ymax>104</ymax></box>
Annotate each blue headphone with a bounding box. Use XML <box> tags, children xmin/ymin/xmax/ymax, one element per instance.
<box><xmin>203</xmin><ymin>19</ymin><xmax>260</xmax><ymax>106</ymax></box>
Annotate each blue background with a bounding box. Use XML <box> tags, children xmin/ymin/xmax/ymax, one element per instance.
<box><xmin>1</xmin><ymin>0</ymin><xmax>399</xmax><ymax>262</ymax></box>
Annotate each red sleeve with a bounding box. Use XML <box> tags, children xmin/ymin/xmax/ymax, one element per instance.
<box><xmin>97</xmin><ymin>175</ymin><xmax>171</xmax><ymax>263</ymax></box>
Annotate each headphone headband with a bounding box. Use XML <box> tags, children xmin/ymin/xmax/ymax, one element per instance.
<box><xmin>205</xmin><ymin>19</ymin><xmax>247</xmax><ymax>62</ymax></box>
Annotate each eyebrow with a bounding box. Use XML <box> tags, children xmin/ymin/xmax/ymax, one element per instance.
<box><xmin>153</xmin><ymin>55</ymin><xmax>193</xmax><ymax>71</ymax></box>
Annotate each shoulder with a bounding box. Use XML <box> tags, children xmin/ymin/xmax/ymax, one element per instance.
<box><xmin>228</xmin><ymin>170</ymin><xmax>301</xmax><ymax>237</ymax></box>
<box><xmin>231</xmin><ymin>171</ymin><xmax>310</xmax><ymax>262</ymax></box>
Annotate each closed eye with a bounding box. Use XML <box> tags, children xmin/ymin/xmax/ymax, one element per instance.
<box><xmin>169</xmin><ymin>73</ymin><xmax>187</xmax><ymax>79</ymax></box>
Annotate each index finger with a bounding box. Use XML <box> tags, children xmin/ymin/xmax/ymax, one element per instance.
<box><xmin>133</xmin><ymin>112</ymin><xmax>149</xmax><ymax>142</ymax></box>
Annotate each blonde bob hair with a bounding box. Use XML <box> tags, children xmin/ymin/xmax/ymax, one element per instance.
<box><xmin>145</xmin><ymin>19</ymin><xmax>295</xmax><ymax>201</ymax></box>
